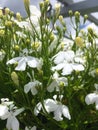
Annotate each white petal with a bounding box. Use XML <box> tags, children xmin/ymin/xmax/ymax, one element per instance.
<box><xmin>14</xmin><ymin>108</ymin><xmax>25</xmax><ymax>116</ymax></box>
<box><xmin>31</xmin><ymin>86</ymin><xmax>38</xmax><ymax>95</ymax></box>
<box><xmin>47</xmin><ymin>81</ymin><xmax>58</xmax><ymax>92</ymax></box>
<box><xmin>62</xmin><ymin>64</ymin><xmax>73</xmax><ymax>75</ymax></box>
<box><xmin>53</xmin><ymin>105</ymin><xmax>63</xmax><ymax>121</ymax></box>
<box><xmin>31</xmin><ymin>126</ymin><xmax>37</xmax><ymax>130</ymax></box>
<box><xmin>6</xmin><ymin>57</ymin><xmax>21</xmax><ymax>65</ymax></box>
<box><xmin>34</xmin><ymin>102</ymin><xmax>42</xmax><ymax>116</ymax></box>
<box><xmin>0</xmin><ymin>105</ymin><xmax>9</xmax><ymax>119</ymax></box>
<box><xmin>95</xmin><ymin>102</ymin><xmax>98</xmax><ymax>110</ymax></box>
<box><xmin>52</xmin><ymin>63</ymin><xmax>65</xmax><ymax>71</ymax></box>
<box><xmin>53</xmin><ymin>51</ymin><xmax>66</xmax><ymax>64</ymax></box>
<box><xmin>15</xmin><ymin>58</ymin><xmax>26</xmax><ymax>71</ymax></box>
<box><xmin>62</xmin><ymin>105</ymin><xmax>71</xmax><ymax>120</ymax></box>
<box><xmin>6</xmin><ymin>116</ymin><xmax>19</xmax><ymax>130</ymax></box>
<box><xmin>30</xmin><ymin>5</ymin><xmax>41</xmax><ymax>17</ymax></box>
<box><xmin>72</xmin><ymin>64</ymin><xmax>84</xmax><ymax>71</ymax></box>
<box><xmin>27</xmin><ymin>57</ymin><xmax>38</xmax><ymax>68</ymax></box>
<box><xmin>44</xmin><ymin>99</ymin><xmax>57</xmax><ymax>113</ymax></box>
<box><xmin>64</xmin><ymin>50</ymin><xmax>74</xmax><ymax>62</ymax></box>
<box><xmin>24</xmin><ymin>82</ymin><xmax>33</xmax><ymax>93</ymax></box>
<box><xmin>85</xmin><ymin>93</ymin><xmax>97</xmax><ymax>105</ymax></box>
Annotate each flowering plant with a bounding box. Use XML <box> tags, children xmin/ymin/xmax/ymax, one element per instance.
<box><xmin>0</xmin><ymin>0</ymin><xmax>98</xmax><ymax>130</ymax></box>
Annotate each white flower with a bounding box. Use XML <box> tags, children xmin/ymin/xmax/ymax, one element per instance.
<box><xmin>53</xmin><ymin>51</ymin><xmax>75</xmax><ymax>64</ymax></box>
<box><xmin>34</xmin><ymin>98</ymin><xmax>71</xmax><ymax>121</ymax></box>
<box><xmin>7</xmin><ymin>56</ymin><xmax>43</xmax><ymax>71</ymax></box>
<box><xmin>30</xmin><ymin>5</ymin><xmax>41</xmax><ymax>18</ymax></box>
<box><xmin>24</xmin><ymin>80</ymin><xmax>42</xmax><ymax>95</ymax></box>
<box><xmin>52</xmin><ymin>50</ymin><xmax>84</xmax><ymax>75</ymax></box>
<box><xmin>53</xmin><ymin>104</ymin><xmax>71</xmax><ymax>121</ymax></box>
<box><xmin>47</xmin><ymin>71</ymin><xmax>68</xmax><ymax>92</ymax></box>
<box><xmin>34</xmin><ymin>99</ymin><xmax>57</xmax><ymax>116</ymax></box>
<box><xmin>85</xmin><ymin>93</ymin><xmax>97</xmax><ymax>105</ymax></box>
<box><xmin>85</xmin><ymin>84</ymin><xmax>98</xmax><ymax>110</ymax></box>
<box><xmin>0</xmin><ymin>98</ymin><xmax>24</xmax><ymax>130</ymax></box>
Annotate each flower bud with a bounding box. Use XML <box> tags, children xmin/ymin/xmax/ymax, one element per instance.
<box><xmin>59</xmin><ymin>15</ymin><xmax>63</xmax><ymax>21</ymax></box>
<box><xmin>96</xmin><ymin>68</ymin><xmax>98</xmax><ymax>75</ymax></box>
<box><xmin>88</xmin><ymin>33</ymin><xmax>93</xmax><ymax>43</ymax></box>
<box><xmin>5</xmin><ymin>20</ymin><xmax>12</xmax><ymax>27</ymax></box>
<box><xmin>39</xmin><ymin>2</ymin><xmax>44</xmax><ymax>11</ymax></box>
<box><xmin>0</xmin><ymin>30</ymin><xmax>5</xmax><ymax>36</ymax></box>
<box><xmin>16</xmin><ymin>12</ymin><xmax>21</xmax><ymax>21</ymax></box>
<box><xmin>68</xmin><ymin>10</ymin><xmax>73</xmax><ymax>17</ymax></box>
<box><xmin>5</xmin><ymin>8</ymin><xmax>10</xmax><ymax>15</ymax></box>
<box><xmin>88</xmin><ymin>27</ymin><xmax>94</xmax><ymax>36</ymax></box>
<box><xmin>26</xmin><ymin>39</ymin><xmax>30</xmax><ymax>44</ymax></box>
<box><xmin>75</xmin><ymin>36</ymin><xmax>84</xmax><ymax>47</ymax></box>
<box><xmin>50</xmin><ymin>34</ymin><xmax>54</xmax><ymax>42</ymax></box>
<box><xmin>31</xmin><ymin>42</ymin><xmax>40</xmax><ymax>49</ymax></box>
<box><xmin>44</xmin><ymin>0</ymin><xmax>49</xmax><ymax>6</ymax></box>
<box><xmin>46</xmin><ymin>18</ymin><xmax>50</xmax><ymax>25</ymax></box>
<box><xmin>14</xmin><ymin>45</ymin><xmax>20</xmax><ymax>51</ymax></box>
<box><xmin>74</xmin><ymin>11</ymin><xmax>80</xmax><ymax>17</ymax></box>
<box><xmin>74</xmin><ymin>11</ymin><xmax>80</xmax><ymax>23</ymax></box>
<box><xmin>55</xmin><ymin>3</ymin><xmax>61</xmax><ymax>16</ymax></box>
<box><xmin>24</xmin><ymin>0</ymin><xmax>30</xmax><ymax>17</ymax></box>
<box><xmin>11</xmin><ymin>71</ymin><xmax>19</xmax><ymax>86</ymax></box>
<box><xmin>84</xmin><ymin>14</ymin><xmax>88</xmax><ymax>23</ymax></box>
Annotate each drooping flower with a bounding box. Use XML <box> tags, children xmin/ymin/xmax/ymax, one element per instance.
<box><xmin>34</xmin><ymin>98</ymin><xmax>71</xmax><ymax>121</ymax></box>
<box><xmin>0</xmin><ymin>98</ymin><xmax>24</xmax><ymax>130</ymax></box>
<box><xmin>24</xmin><ymin>80</ymin><xmax>42</xmax><ymax>95</ymax></box>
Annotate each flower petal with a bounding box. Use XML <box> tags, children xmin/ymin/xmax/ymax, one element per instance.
<box><xmin>62</xmin><ymin>105</ymin><xmax>71</xmax><ymax>120</ymax></box>
<box><xmin>47</xmin><ymin>81</ymin><xmax>58</xmax><ymax>92</ymax></box>
<box><xmin>6</xmin><ymin>116</ymin><xmax>19</xmax><ymax>130</ymax></box>
<box><xmin>44</xmin><ymin>99</ymin><xmax>57</xmax><ymax>113</ymax></box>
<box><xmin>15</xmin><ymin>58</ymin><xmax>26</xmax><ymax>71</ymax></box>
<box><xmin>53</xmin><ymin>105</ymin><xmax>63</xmax><ymax>121</ymax></box>
<box><xmin>0</xmin><ymin>105</ymin><xmax>9</xmax><ymax>120</ymax></box>
<box><xmin>62</xmin><ymin>63</ymin><xmax>73</xmax><ymax>75</ymax></box>
<box><xmin>24</xmin><ymin>82</ymin><xmax>33</xmax><ymax>93</ymax></box>
<box><xmin>85</xmin><ymin>93</ymin><xmax>97</xmax><ymax>105</ymax></box>
<box><xmin>34</xmin><ymin>102</ymin><xmax>42</xmax><ymax>116</ymax></box>
<box><xmin>6</xmin><ymin>57</ymin><xmax>21</xmax><ymax>65</ymax></box>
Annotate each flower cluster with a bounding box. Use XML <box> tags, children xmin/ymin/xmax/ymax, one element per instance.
<box><xmin>0</xmin><ymin>0</ymin><xmax>98</xmax><ymax>130</ymax></box>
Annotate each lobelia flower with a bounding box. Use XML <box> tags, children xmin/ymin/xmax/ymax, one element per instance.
<box><xmin>34</xmin><ymin>98</ymin><xmax>71</xmax><ymax>121</ymax></box>
<box><xmin>24</xmin><ymin>80</ymin><xmax>42</xmax><ymax>95</ymax></box>
<box><xmin>0</xmin><ymin>98</ymin><xmax>24</xmax><ymax>130</ymax></box>
<box><xmin>47</xmin><ymin>71</ymin><xmax>68</xmax><ymax>92</ymax></box>
<box><xmin>6</xmin><ymin>48</ymin><xmax>43</xmax><ymax>71</ymax></box>
<box><xmin>85</xmin><ymin>84</ymin><xmax>98</xmax><ymax>110</ymax></box>
<box><xmin>52</xmin><ymin>50</ymin><xmax>84</xmax><ymax>75</ymax></box>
